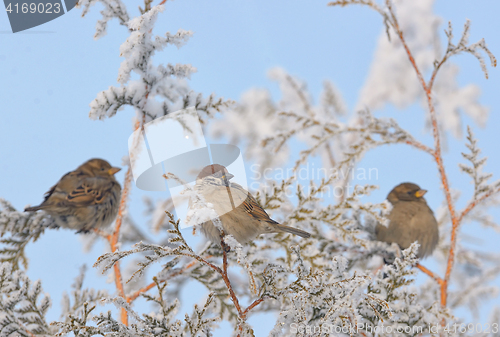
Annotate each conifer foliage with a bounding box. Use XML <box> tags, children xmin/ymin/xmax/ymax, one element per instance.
<box><xmin>1</xmin><ymin>0</ymin><xmax>499</xmax><ymax>336</ymax></box>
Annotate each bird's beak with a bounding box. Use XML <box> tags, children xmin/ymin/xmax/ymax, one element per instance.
<box><xmin>108</xmin><ymin>167</ymin><xmax>121</xmax><ymax>175</ymax></box>
<box><xmin>224</xmin><ymin>173</ymin><xmax>235</xmax><ymax>180</ymax></box>
<box><xmin>415</xmin><ymin>189</ymin><xmax>427</xmax><ymax>198</ymax></box>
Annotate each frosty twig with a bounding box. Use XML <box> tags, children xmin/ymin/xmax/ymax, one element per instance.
<box><xmin>329</xmin><ymin>0</ymin><xmax>498</xmax><ymax>313</ymax></box>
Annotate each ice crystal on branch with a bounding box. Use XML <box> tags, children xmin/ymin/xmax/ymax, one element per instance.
<box><xmin>60</xmin><ymin>265</ymin><xmax>109</xmax><ymax>323</ymax></box>
<box><xmin>459</xmin><ymin>126</ymin><xmax>498</xmax><ymax>200</ymax></box>
<box><xmin>0</xmin><ymin>199</ymin><xmax>53</xmax><ymax>270</ymax></box>
<box><xmin>83</xmin><ymin>3</ymin><xmax>231</xmax><ymax>123</ymax></box>
<box><xmin>78</xmin><ymin>0</ymin><xmax>129</xmax><ymax>39</ymax></box>
<box><xmin>330</xmin><ymin>0</ymin><xmax>495</xmax><ymax>139</ymax></box>
<box><xmin>1</xmin><ymin>0</ymin><xmax>500</xmax><ymax>335</ymax></box>
<box><xmin>0</xmin><ymin>262</ymin><xmax>52</xmax><ymax>336</ymax></box>
<box><xmin>438</xmin><ymin>20</ymin><xmax>497</xmax><ymax>81</ymax></box>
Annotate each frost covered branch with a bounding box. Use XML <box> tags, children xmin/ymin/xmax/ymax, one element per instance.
<box><xmin>1</xmin><ymin>0</ymin><xmax>499</xmax><ymax>335</ymax></box>
<box><xmin>0</xmin><ymin>199</ymin><xmax>53</xmax><ymax>270</ymax></box>
<box><xmin>327</xmin><ymin>0</ymin><xmax>499</xmax><ymax>312</ymax></box>
<box><xmin>458</xmin><ymin>126</ymin><xmax>500</xmax><ymax>223</ymax></box>
<box><xmin>94</xmin><ymin>211</ymin><xmax>269</xmax><ymax>335</ymax></box>
<box><xmin>0</xmin><ymin>262</ymin><xmax>52</xmax><ymax>336</ymax></box>
<box><xmin>430</xmin><ymin>20</ymin><xmax>497</xmax><ymax>88</ymax></box>
<box><xmin>77</xmin><ymin>0</ymin><xmax>129</xmax><ymax>39</ymax></box>
<box><xmin>85</xmin><ymin>4</ymin><xmax>232</xmax><ymax>123</ymax></box>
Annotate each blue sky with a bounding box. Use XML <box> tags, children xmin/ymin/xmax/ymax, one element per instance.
<box><xmin>1</xmin><ymin>0</ymin><xmax>499</xmax><ymax>335</ymax></box>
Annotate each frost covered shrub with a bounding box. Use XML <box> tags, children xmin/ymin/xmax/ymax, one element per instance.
<box><xmin>1</xmin><ymin>0</ymin><xmax>500</xmax><ymax>336</ymax></box>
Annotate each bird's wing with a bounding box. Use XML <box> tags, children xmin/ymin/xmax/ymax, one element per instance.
<box><xmin>49</xmin><ymin>174</ymin><xmax>117</xmax><ymax>207</ymax></box>
<box><xmin>407</xmin><ymin>205</ymin><xmax>439</xmax><ymax>257</ymax></box>
<box><xmin>32</xmin><ymin>170</ymin><xmax>78</xmax><ymax>209</ymax></box>
<box><xmin>380</xmin><ymin>202</ymin><xmax>432</xmax><ymax>250</ymax></box>
<box><xmin>376</xmin><ymin>202</ymin><xmax>419</xmax><ymax>242</ymax></box>
<box><xmin>229</xmin><ymin>183</ymin><xmax>278</xmax><ymax>224</ymax></box>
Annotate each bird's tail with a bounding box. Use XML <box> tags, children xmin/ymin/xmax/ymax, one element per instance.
<box><xmin>275</xmin><ymin>224</ymin><xmax>311</xmax><ymax>238</ymax></box>
<box><xmin>24</xmin><ymin>205</ymin><xmax>43</xmax><ymax>212</ymax></box>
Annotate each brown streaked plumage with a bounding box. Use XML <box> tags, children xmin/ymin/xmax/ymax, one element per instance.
<box><xmin>25</xmin><ymin>158</ymin><xmax>122</xmax><ymax>233</ymax></box>
<box><xmin>376</xmin><ymin>182</ymin><xmax>439</xmax><ymax>259</ymax></box>
<box><xmin>192</xmin><ymin>164</ymin><xmax>311</xmax><ymax>245</ymax></box>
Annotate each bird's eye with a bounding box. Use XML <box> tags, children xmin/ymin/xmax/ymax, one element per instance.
<box><xmin>101</xmin><ymin>167</ymin><xmax>106</xmax><ymax>171</ymax></box>
<box><xmin>407</xmin><ymin>191</ymin><xmax>413</xmax><ymax>195</ymax></box>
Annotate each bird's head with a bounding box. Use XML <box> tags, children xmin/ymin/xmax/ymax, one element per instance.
<box><xmin>80</xmin><ymin>158</ymin><xmax>121</xmax><ymax>178</ymax></box>
<box><xmin>197</xmin><ymin>164</ymin><xmax>234</xmax><ymax>187</ymax></box>
<box><xmin>387</xmin><ymin>182</ymin><xmax>427</xmax><ymax>204</ymax></box>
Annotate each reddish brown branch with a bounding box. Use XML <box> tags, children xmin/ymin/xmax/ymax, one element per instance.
<box><xmin>176</xmin><ymin>235</ymin><xmax>266</xmax><ymax>326</ymax></box>
<box><xmin>416</xmin><ymin>263</ymin><xmax>443</xmax><ymax>286</ymax></box>
<box><xmin>428</xmin><ymin>56</ymin><xmax>449</xmax><ymax>91</ymax></box>
<box><xmin>106</xmin><ymin>162</ymin><xmax>133</xmax><ymax>326</ymax></box>
<box><xmin>404</xmin><ymin>139</ymin><xmax>434</xmax><ymax>155</ymax></box>
<box><xmin>103</xmin><ymin>120</ymin><xmax>140</xmax><ymax>326</ymax></box>
<box><xmin>220</xmin><ymin>237</ymin><xmax>243</xmax><ymax>316</ymax></box>
<box><xmin>126</xmin><ymin>258</ymin><xmax>202</xmax><ymax>303</ymax></box>
<box><xmin>458</xmin><ymin>186</ymin><xmax>500</xmax><ymax>224</ymax></box>
<box><xmin>387</xmin><ymin>5</ymin><xmax>459</xmax><ymax>309</ymax></box>
<box><xmin>127</xmin><ymin>282</ymin><xmax>156</xmax><ymax>304</ymax></box>
<box><xmin>242</xmin><ymin>298</ymin><xmax>265</xmax><ymax>320</ymax></box>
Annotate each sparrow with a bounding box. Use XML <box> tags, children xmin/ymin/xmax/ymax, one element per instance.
<box><xmin>376</xmin><ymin>182</ymin><xmax>439</xmax><ymax>259</ymax></box>
<box><xmin>191</xmin><ymin>164</ymin><xmax>311</xmax><ymax>245</ymax></box>
<box><xmin>25</xmin><ymin>158</ymin><xmax>122</xmax><ymax>233</ymax></box>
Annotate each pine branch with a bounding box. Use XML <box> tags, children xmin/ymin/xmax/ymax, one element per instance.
<box><xmin>0</xmin><ymin>199</ymin><xmax>52</xmax><ymax>270</ymax></box>
<box><xmin>0</xmin><ymin>262</ymin><xmax>52</xmax><ymax>336</ymax></box>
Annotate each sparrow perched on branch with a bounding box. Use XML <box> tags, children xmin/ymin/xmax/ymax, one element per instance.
<box><xmin>376</xmin><ymin>182</ymin><xmax>439</xmax><ymax>259</ymax></box>
<box><xmin>25</xmin><ymin>158</ymin><xmax>122</xmax><ymax>233</ymax></box>
<box><xmin>192</xmin><ymin>164</ymin><xmax>311</xmax><ymax>245</ymax></box>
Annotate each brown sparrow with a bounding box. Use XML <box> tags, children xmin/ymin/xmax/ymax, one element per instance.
<box><xmin>192</xmin><ymin>164</ymin><xmax>311</xmax><ymax>245</ymax></box>
<box><xmin>376</xmin><ymin>182</ymin><xmax>439</xmax><ymax>259</ymax></box>
<box><xmin>25</xmin><ymin>158</ymin><xmax>122</xmax><ymax>233</ymax></box>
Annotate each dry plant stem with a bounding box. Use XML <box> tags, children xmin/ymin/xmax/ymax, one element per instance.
<box><xmin>404</xmin><ymin>139</ymin><xmax>434</xmax><ymax>155</ymax></box>
<box><xmin>105</xmin><ymin>120</ymin><xmax>140</xmax><ymax>326</ymax></box>
<box><xmin>127</xmin><ymin>282</ymin><xmax>156</xmax><ymax>304</ymax></box>
<box><xmin>126</xmin><ymin>258</ymin><xmax>202</xmax><ymax>303</ymax></box>
<box><xmin>220</xmin><ymin>239</ymin><xmax>244</xmax><ymax>316</ymax></box>
<box><xmin>388</xmin><ymin>7</ymin><xmax>460</xmax><ymax>309</ymax></box>
<box><xmin>458</xmin><ymin>186</ymin><xmax>500</xmax><ymax>224</ymax></box>
<box><xmin>177</xmin><ymin>236</ymin><xmax>266</xmax><ymax>327</ymax></box>
<box><xmin>181</xmin><ymin>249</ymin><xmax>244</xmax><ymax>318</ymax></box>
<box><xmin>109</xmin><ymin>162</ymin><xmax>133</xmax><ymax>326</ymax></box>
<box><xmin>420</xmin><ymin>263</ymin><xmax>447</xmax><ymax>307</ymax></box>
<box><xmin>236</xmin><ymin>297</ymin><xmax>268</xmax><ymax>337</ymax></box>
<box><xmin>219</xmin><ymin>249</ymin><xmax>265</xmax><ymax>320</ymax></box>
<box><xmin>416</xmin><ymin>263</ymin><xmax>444</xmax><ymax>286</ymax></box>
<box><xmin>242</xmin><ymin>298</ymin><xmax>265</xmax><ymax>318</ymax></box>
